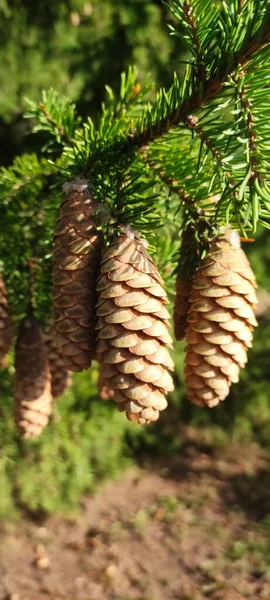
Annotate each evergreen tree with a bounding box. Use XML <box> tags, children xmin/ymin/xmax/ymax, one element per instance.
<box><xmin>0</xmin><ymin>0</ymin><xmax>270</xmax><ymax>514</ymax></box>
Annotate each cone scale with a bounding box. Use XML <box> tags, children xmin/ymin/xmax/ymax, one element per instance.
<box><xmin>44</xmin><ymin>324</ymin><xmax>72</xmax><ymax>398</ymax></box>
<box><xmin>184</xmin><ymin>230</ymin><xmax>258</xmax><ymax>407</ymax></box>
<box><xmin>14</xmin><ymin>317</ymin><xmax>53</xmax><ymax>439</ymax></box>
<box><xmin>96</xmin><ymin>227</ymin><xmax>174</xmax><ymax>424</ymax></box>
<box><xmin>52</xmin><ymin>178</ymin><xmax>103</xmax><ymax>372</ymax></box>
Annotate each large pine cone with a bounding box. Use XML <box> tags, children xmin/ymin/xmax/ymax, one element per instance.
<box><xmin>173</xmin><ymin>275</ymin><xmax>192</xmax><ymax>340</ymax></box>
<box><xmin>52</xmin><ymin>178</ymin><xmax>104</xmax><ymax>372</ymax></box>
<box><xmin>44</xmin><ymin>324</ymin><xmax>72</xmax><ymax>398</ymax></box>
<box><xmin>0</xmin><ymin>275</ymin><xmax>13</xmax><ymax>362</ymax></box>
<box><xmin>185</xmin><ymin>229</ymin><xmax>258</xmax><ymax>407</ymax></box>
<box><xmin>14</xmin><ymin>317</ymin><xmax>52</xmax><ymax>439</ymax></box>
<box><xmin>96</xmin><ymin>227</ymin><xmax>174</xmax><ymax>424</ymax></box>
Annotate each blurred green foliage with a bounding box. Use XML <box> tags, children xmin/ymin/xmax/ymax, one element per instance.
<box><xmin>0</xmin><ymin>0</ymin><xmax>269</xmax><ymax>518</ymax></box>
<box><xmin>0</xmin><ymin>0</ymin><xmax>182</xmax><ymax>163</ymax></box>
<box><xmin>1</xmin><ymin>304</ymin><xmax>270</xmax><ymax>518</ymax></box>
<box><xmin>0</xmin><ymin>365</ymin><xmax>141</xmax><ymax>517</ymax></box>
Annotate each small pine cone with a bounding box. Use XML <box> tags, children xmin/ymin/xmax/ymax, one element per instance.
<box><xmin>14</xmin><ymin>317</ymin><xmax>53</xmax><ymax>439</ymax></box>
<box><xmin>185</xmin><ymin>229</ymin><xmax>258</xmax><ymax>407</ymax></box>
<box><xmin>0</xmin><ymin>275</ymin><xmax>13</xmax><ymax>361</ymax></box>
<box><xmin>173</xmin><ymin>275</ymin><xmax>192</xmax><ymax>340</ymax></box>
<box><xmin>53</xmin><ymin>178</ymin><xmax>103</xmax><ymax>372</ymax></box>
<box><xmin>44</xmin><ymin>325</ymin><xmax>72</xmax><ymax>398</ymax></box>
<box><xmin>96</xmin><ymin>226</ymin><xmax>174</xmax><ymax>424</ymax></box>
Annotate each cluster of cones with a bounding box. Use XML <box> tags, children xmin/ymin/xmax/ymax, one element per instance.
<box><xmin>52</xmin><ymin>179</ymin><xmax>174</xmax><ymax>427</ymax></box>
<box><xmin>0</xmin><ymin>178</ymin><xmax>258</xmax><ymax>439</ymax></box>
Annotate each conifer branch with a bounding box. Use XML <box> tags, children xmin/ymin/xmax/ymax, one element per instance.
<box><xmin>0</xmin><ymin>155</ymin><xmax>56</xmax><ymax>204</ymax></box>
<box><xmin>25</xmin><ymin>90</ymin><xmax>80</xmax><ymax>147</ymax></box>
<box><xmin>143</xmin><ymin>150</ymin><xmax>201</xmax><ymax>216</ymax></box>
<box><xmin>238</xmin><ymin>0</ymin><xmax>247</xmax><ymax>10</ymax></box>
<box><xmin>37</xmin><ymin>102</ymin><xmax>75</xmax><ymax>147</ymax></box>
<box><xmin>235</xmin><ymin>69</ymin><xmax>260</xmax><ymax>181</ymax></box>
<box><xmin>183</xmin><ymin>1</ymin><xmax>205</xmax><ymax>81</ymax></box>
<box><xmin>142</xmin><ymin>149</ymin><xmax>217</xmax><ymax>273</ymax></box>
<box><xmin>183</xmin><ymin>114</ymin><xmax>239</xmax><ymax>199</ymax></box>
<box><xmin>128</xmin><ymin>24</ymin><xmax>270</xmax><ymax>149</ymax></box>
<box><xmin>141</xmin><ymin>123</ymin><xmax>223</xmax><ymax>226</ymax></box>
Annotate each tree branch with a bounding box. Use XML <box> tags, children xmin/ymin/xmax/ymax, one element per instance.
<box><xmin>236</xmin><ymin>70</ymin><xmax>261</xmax><ymax>181</ymax></box>
<box><xmin>183</xmin><ymin>0</ymin><xmax>205</xmax><ymax>81</ymax></box>
<box><xmin>142</xmin><ymin>150</ymin><xmax>217</xmax><ymax>235</ymax></box>
<box><xmin>183</xmin><ymin>114</ymin><xmax>239</xmax><ymax>201</ymax></box>
<box><xmin>38</xmin><ymin>102</ymin><xmax>75</xmax><ymax>147</ymax></box>
<box><xmin>128</xmin><ymin>25</ymin><xmax>270</xmax><ymax>149</ymax></box>
<box><xmin>144</xmin><ymin>152</ymin><xmax>198</xmax><ymax>209</ymax></box>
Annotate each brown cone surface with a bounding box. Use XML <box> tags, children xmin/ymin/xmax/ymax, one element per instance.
<box><xmin>0</xmin><ymin>275</ymin><xmax>13</xmax><ymax>361</ymax></box>
<box><xmin>173</xmin><ymin>275</ymin><xmax>192</xmax><ymax>340</ymax></box>
<box><xmin>98</xmin><ymin>368</ymin><xmax>114</xmax><ymax>401</ymax></box>
<box><xmin>185</xmin><ymin>229</ymin><xmax>258</xmax><ymax>407</ymax></box>
<box><xmin>44</xmin><ymin>324</ymin><xmax>72</xmax><ymax>398</ymax></box>
<box><xmin>14</xmin><ymin>317</ymin><xmax>53</xmax><ymax>439</ymax></box>
<box><xmin>96</xmin><ymin>226</ymin><xmax>174</xmax><ymax>424</ymax></box>
<box><xmin>53</xmin><ymin>178</ymin><xmax>103</xmax><ymax>372</ymax></box>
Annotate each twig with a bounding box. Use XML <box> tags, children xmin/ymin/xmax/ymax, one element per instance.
<box><xmin>183</xmin><ymin>114</ymin><xmax>239</xmax><ymax>201</ymax></box>
<box><xmin>38</xmin><ymin>103</ymin><xmax>75</xmax><ymax>147</ymax></box>
<box><xmin>235</xmin><ymin>69</ymin><xmax>261</xmax><ymax>182</ymax></box>
<box><xmin>183</xmin><ymin>1</ymin><xmax>205</xmax><ymax>81</ymax></box>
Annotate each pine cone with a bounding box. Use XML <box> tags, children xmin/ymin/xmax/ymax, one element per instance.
<box><xmin>96</xmin><ymin>226</ymin><xmax>174</xmax><ymax>424</ymax></box>
<box><xmin>0</xmin><ymin>275</ymin><xmax>13</xmax><ymax>361</ymax></box>
<box><xmin>52</xmin><ymin>178</ymin><xmax>103</xmax><ymax>372</ymax></box>
<box><xmin>14</xmin><ymin>317</ymin><xmax>52</xmax><ymax>439</ymax></box>
<box><xmin>173</xmin><ymin>275</ymin><xmax>192</xmax><ymax>340</ymax></box>
<box><xmin>185</xmin><ymin>229</ymin><xmax>258</xmax><ymax>407</ymax></box>
<box><xmin>98</xmin><ymin>368</ymin><xmax>114</xmax><ymax>401</ymax></box>
<box><xmin>44</xmin><ymin>324</ymin><xmax>72</xmax><ymax>398</ymax></box>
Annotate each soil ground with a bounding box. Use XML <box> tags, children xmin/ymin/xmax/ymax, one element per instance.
<box><xmin>0</xmin><ymin>428</ymin><xmax>270</xmax><ymax>600</ymax></box>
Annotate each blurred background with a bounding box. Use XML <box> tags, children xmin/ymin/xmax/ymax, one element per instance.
<box><xmin>0</xmin><ymin>2</ymin><xmax>269</xmax><ymax>599</ymax></box>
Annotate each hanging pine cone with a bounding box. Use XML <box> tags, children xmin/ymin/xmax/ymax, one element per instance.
<box><xmin>52</xmin><ymin>178</ymin><xmax>104</xmax><ymax>372</ymax></box>
<box><xmin>98</xmin><ymin>368</ymin><xmax>114</xmax><ymax>401</ymax></box>
<box><xmin>14</xmin><ymin>317</ymin><xmax>52</xmax><ymax>439</ymax></box>
<box><xmin>184</xmin><ymin>229</ymin><xmax>258</xmax><ymax>407</ymax></box>
<box><xmin>96</xmin><ymin>226</ymin><xmax>174</xmax><ymax>424</ymax></box>
<box><xmin>44</xmin><ymin>324</ymin><xmax>72</xmax><ymax>398</ymax></box>
<box><xmin>173</xmin><ymin>274</ymin><xmax>192</xmax><ymax>340</ymax></box>
<box><xmin>0</xmin><ymin>275</ymin><xmax>13</xmax><ymax>362</ymax></box>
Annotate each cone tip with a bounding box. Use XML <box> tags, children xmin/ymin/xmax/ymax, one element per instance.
<box><xmin>62</xmin><ymin>177</ymin><xmax>91</xmax><ymax>195</ymax></box>
<box><xmin>219</xmin><ymin>227</ymin><xmax>241</xmax><ymax>249</ymax></box>
<box><xmin>118</xmin><ymin>226</ymin><xmax>148</xmax><ymax>248</ymax></box>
